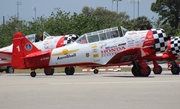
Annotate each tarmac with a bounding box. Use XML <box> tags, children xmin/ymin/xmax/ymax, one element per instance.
<box><xmin>0</xmin><ymin>70</ymin><xmax>180</xmax><ymax>109</ymax></box>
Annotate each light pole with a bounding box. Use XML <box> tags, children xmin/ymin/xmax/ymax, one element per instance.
<box><xmin>33</xmin><ymin>7</ymin><xmax>37</xmax><ymax>32</ymax></box>
<box><xmin>33</xmin><ymin>7</ymin><xmax>36</xmax><ymax>20</ymax></box>
<box><xmin>15</xmin><ymin>1</ymin><xmax>21</xmax><ymax>21</ymax></box>
<box><xmin>137</xmin><ymin>0</ymin><xmax>139</xmax><ymax>17</ymax></box>
<box><xmin>112</xmin><ymin>0</ymin><xmax>122</xmax><ymax>13</ymax></box>
<box><xmin>128</xmin><ymin>0</ymin><xmax>140</xmax><ymax>19</ymax></box>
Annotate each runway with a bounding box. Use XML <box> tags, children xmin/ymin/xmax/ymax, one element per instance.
<box><xmin>0</xmin><ymin>71</ymin><xmax>180</xmax><ymax>109</ymax></box>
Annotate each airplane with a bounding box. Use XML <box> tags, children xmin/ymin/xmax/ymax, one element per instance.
<box><xmin>0</xmin><ymin>32</ymin><xmax>79</xmax><ymax>74</ymax></box>
<box><xmin>10</xmin><ymin>27</ymin><xmax>180</xmax><ymax>77</ymax></box>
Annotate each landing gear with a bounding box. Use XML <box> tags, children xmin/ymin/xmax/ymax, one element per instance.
<box><xmin>131</xmin><ymin>61</ymin><xmax>151</xmax><ymax>77</ymax></box>
<box><xmin>30</xmin><ymin>71</ymin><xmax>36</xmax><ymax>77</ymax></box>
<box><xmin>132</xmin><ymin>65</ymin><xmax>141</xmax><ymax>77</ymax></box>
<box><xmin>171</xmin><ymin>61</ymin><xmax>180</xmax><ymax>75</ymax></box>
<box><xmin>93</xmin><ymin>69</ymin><xmax>99</xmax><ymax>74</ymax></box>
<box><xmin>6</xmin><ymin>66</ymin><xmax>14</xmax><ymax>73</ymax></box>
<box><xmin>65</xmin><ymin>67</ymin><xmax>75</xmax><ymax>75</ymax></box>
<box><xmin>44</xmin><ymin>68</ymin><xmax>54</xmax><ymax>75</ymax></box>
<box><xmin>153</xmin><ymin>65</ymin><xmax>162</xmax><ymax>74</ymax></box>
<box><xmin>141</xmin><ymin>66</ymin><xmax>151</xmax><ymax>77</ymax></box>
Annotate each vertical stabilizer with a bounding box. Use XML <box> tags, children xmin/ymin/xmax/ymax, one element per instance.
<box><xmin>12</xmin><ymin>32</ymin><xmax>40</xmax><ymax>69</ymax></box>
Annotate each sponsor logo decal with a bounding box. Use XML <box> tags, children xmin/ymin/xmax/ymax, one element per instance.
<box><xmin>91</xmin><ymin>45</ymin><xmax>97</xmax><ymax>48</ymax></box>
<box><xmin>52</xmin><ymin>49</ymin><xmax>79</xmax><ymax>60</ymax></box>
<box><xmin>57</xmin><ymin>53</ymin><xmax>76</xmax><ymax>60</ymax></box>
<box><xmin>93</xmin><ymin>54</ymin><xmax>99</xmax><ymax>58</ymax></box>
<box><xmin>25</xmin><ymin>43</ymin><xmax>32</xmax><ymax>51</ymax></box>
<box><xmin>86</xmin><ymin>53</ymin><xmax>89</xmax><ymax>57</ymax></box>
<box><xmin>92</xmin><ymin>49</ymin><xmax>98</xmax><ymax>53</ymax></box>
<box><xmin>101</xmin><ymin>45</ymin><xmax>125</xmax><ymax>57</ymax></box>
<box><xmin>93</xmin><ymin>59</ymin><xmax>100</xmax><ymax>62</ymax></box>
<box><xmin>53</xmin><ymin>49</ymin><xmax>79</xmax><ymax>56</ymax></box>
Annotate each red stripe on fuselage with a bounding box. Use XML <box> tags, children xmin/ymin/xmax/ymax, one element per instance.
<box><xmin>56</xmin><ymin>36</ymin><xmax>65</xmax><ymax>48</ymax></box>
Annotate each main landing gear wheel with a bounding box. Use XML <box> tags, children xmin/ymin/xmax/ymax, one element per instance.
<box><xmin>171</xmin><ymin>65</ymin><xmax>180</xmax><ymax>75</ymax></box>
<box><xmin>65</xmin><ymin>67</ymin><xmax>75</xmax><ymax>75</ymax></box>
<box><xmin>140</xmin><ymin>66</ymin><xmax>151</xmax><ymax>77</ymax></box>
<box><xmin>132</xmin><ymin>65</ymin><xmax>151</xmax><ymax>77</ymax></box>
<box><xmin>30</xmin><ymin>71</ymin><xmax>36</xmax><ymax>77</ymax></box>
<box><xmin>153</xmin><ymin>65</ymin><xmax>162</xmax><ymax>74</ymax></box>
<box><xmin>44</xmin><ymin>68</ymin><xmax>54</xmax><ymax>75</ymax></box>
<box><xmin>93</xmin><ymin>69</ymin><xmax>99</xmax><ymax>74</ymax></box>
<box><xmin>132</xmin><ymin>65</ymin><xmax>141</xmax><ymax>77</ymax></box>
<box><xmin>6</xmin><ymin>66</ymin><xmax>14</xmax><ymax>73</ymax></box>
<box><xmin>171</xmin><ymin>61</ymin><xmax>180</xmax><ymax>75</ymax></box>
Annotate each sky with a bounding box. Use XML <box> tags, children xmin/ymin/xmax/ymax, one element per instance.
<box><xmin>0</xmin><ymin>0</ymin><xmax>158</xmax><ymax>24</ymax></box>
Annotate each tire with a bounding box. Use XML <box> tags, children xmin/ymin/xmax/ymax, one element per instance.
<box><xmin>44</xmin><ymin>68</ymin><xmax>54</xmax><ymax>75</ymax></box>
<box><xmin>93</xmin><ymin>69</ymin><xmax>99</xmax><ymax>74</ymax></box>
<box><xmin>131</xmin><ymin>66</ymin><xmax>141</xmax><ymax>77</ymax></box>
<box><xmin>153</xmin><ymin>65</ymin><xmax>162</xmax><ymax>74</ymax></box>
<box><xmin>140</xmin><ymin>66</ymin><xmax>151</xmax><ymax>77</ymax></box>
<box><xmin>6</xmin><ymin>66</ymin><xmax>14</xmax><ymax>73</ymax></box>
<box><xmin>65</xmin><ymin>67</ymin><xmax>75</xmax><ymax>75</ymax></box>
<box><xmin>30</xmin><ymin>71</ymin><xmax>36</xmax><ymax>77</ymax></box>
<box><xmin>171</xmin><ymin>66</ymin><xmax>180</xmax><ymax>75</ymax></box>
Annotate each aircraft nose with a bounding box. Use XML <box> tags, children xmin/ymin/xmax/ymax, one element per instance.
<box><xmin>151</xmin><ymin>28</ymin><xmax>168</xmax><ymax>53</ymax></box>
<box><xmin>170</xmin><ymin>37</ymin><xmax>180</xmax><ymax>57</ymax></box>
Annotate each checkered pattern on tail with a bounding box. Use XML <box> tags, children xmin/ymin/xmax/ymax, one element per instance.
<box><xmin>170</xmin><ymin>37</ymin><xmax>180</xmax><ymax>57</ymax></box>
<box><xmin>64</xmin><ymin>34</ymin><xmax>79</xmax><ymax>45</ymax></box>
<box><xmin>151</xmin><ymin>28</ymin><xmax>168</xmax><ymax>53</ymax></box>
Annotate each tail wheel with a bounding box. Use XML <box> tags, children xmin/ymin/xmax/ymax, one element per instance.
<box><xmin>30</xmin><ymin>71</ymin><xmax>36</xmax><ymax>77</ymax></box>
<box><xmin>93</xmin><ymin>69</ymin><xmax>99</xmax><ymax>74</ymax></box>
<box><xmin>153</xmin><ymin>65</ymin><xmax>162</xmax><ymax>74</ymax></box>
<box><xmin>6</xmin><ymin>66</ymin><xmax>14</xmax><ymax>73</ymax></box>
<box><xmin>140</xmin><ymin>66</ymin><xmax>151</xmax><ymax>77</ymax></box>
<box><xmin>65</xmin><ymin>67</ymin><xmax>75</xmax><ymax>75</ymax></box>
<box><xmin>44</xmin><ymin>68</ymin><xmax>54</xmax><ymax>75</ymax></box>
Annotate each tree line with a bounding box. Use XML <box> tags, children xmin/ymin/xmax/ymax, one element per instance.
<box><xmin>0</xmin><ymin>0</ymin><xmax>180</xmax><ymax>48</ymax></box>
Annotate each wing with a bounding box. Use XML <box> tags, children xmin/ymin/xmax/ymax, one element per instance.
<box><xmin>106</xmin><ymin>47</ymin><xmax>141</xmax><ymax>65</ymax></box>
<box><xmin>0</xmin><ymin>51</ymin><xmax>12</xmax><ymax>66</ymax></box>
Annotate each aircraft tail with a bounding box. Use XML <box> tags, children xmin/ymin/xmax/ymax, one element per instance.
<box><xmin>12</xmin><ymin>32</ymin><xmax>41</xmax><ymax>69</ymax></box>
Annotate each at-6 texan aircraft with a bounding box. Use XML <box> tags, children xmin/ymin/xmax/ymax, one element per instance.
<box><xmin>0</xmin><ymin>32</ymin><xmax>79</xmax><ymax>74</ymax></box>
<box><xmin>11</xmin><ymin>27</ymin><xmax>180</xmax><ymax>77</ymax></box>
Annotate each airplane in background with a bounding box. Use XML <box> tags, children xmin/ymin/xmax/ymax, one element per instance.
<box><xmin>10</xmin><ymin>27</ymin><xmax>180</xmax><ymax>77</ymax></box>
<box><xmin>0</xmin><ymin>32</ymin><xmax>79</xmax><ymax>74</ymax></box>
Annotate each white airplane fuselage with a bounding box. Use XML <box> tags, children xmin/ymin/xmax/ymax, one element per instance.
<box><xmin>49</xmin><ymin>30</ymin><xmax>154</xmax><ymax>67</ymax></box>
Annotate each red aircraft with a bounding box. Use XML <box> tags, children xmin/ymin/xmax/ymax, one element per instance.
<box><xmin>0</xmin><ymin>32</ymin><xmax>79</xmax><ymax>74</ymax></box>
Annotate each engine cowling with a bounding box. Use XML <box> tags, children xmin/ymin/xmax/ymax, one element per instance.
<box><xmin>170</xmin><ymin>37</ymin><xmax>180</xmax><ymax>57</ymax></box>
<box><xmin>151</xmin><ymin>28</ymin><xmax>169</xmax><ymax>54</ymax></box>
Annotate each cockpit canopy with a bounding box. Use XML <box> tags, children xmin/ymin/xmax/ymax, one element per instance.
<box><xmin>25</xmin><ymin>31</ymin><xmax>51</xmax><ymax>43</ymax></box>
<box><xmin>25</xmin><ymin>34</ymin><xmax>39</xmax><ymax>43</ymax></box>
<box><xmin>76</xmin><ymin>27</ymin><xmax>120</xmax><ymax>44</ymax></box>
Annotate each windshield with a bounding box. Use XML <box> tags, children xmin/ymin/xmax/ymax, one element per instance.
<box><xmin>76</xmin><ymin>35</ymin><xmax>87</xmax><ymax>44</ymax></box>
<box><xmin>43</xmin><ymin>31</ymin><xmax>50</xmax><ymax>40</ymax></box>
<box><xmin>25</xmin><ymin>34</ymin><xmax>37</xmax><ymax>43</ymax></box>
